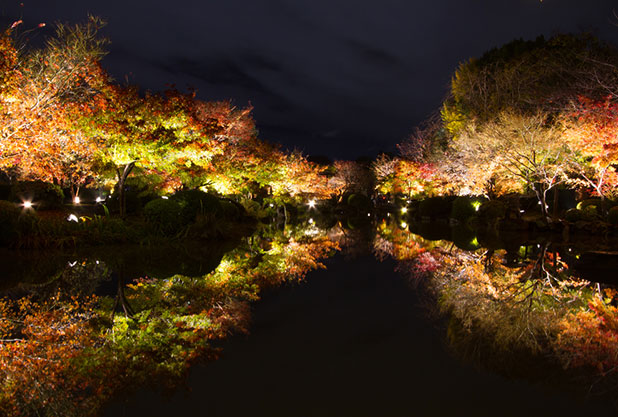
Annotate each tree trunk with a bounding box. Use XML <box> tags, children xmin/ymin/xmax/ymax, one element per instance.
<box><xmin>534</xmin><ymin>183</ymin><xmax>551</xmax><ymax>223</ymax></box>
<box><xmin>552</xmin><ymin>187</ymin><xmax>560</xmax><ymax>218</ymax></box>
<box><xmin>116</xmin><ymin>162</ymin><xmax>136</xmax><ymax>218</ymax></box>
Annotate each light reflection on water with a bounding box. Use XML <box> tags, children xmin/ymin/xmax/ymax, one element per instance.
<box><xmin>1</xmin><ymin>219</ymin><xmax>618</xmax><ymax>416</ymax></box>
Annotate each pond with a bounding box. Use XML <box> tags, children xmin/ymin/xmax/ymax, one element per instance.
<box><xmin>2</xmin><ymin>218</ymin><xmax>618</xmax><ymax>416</ymax></box>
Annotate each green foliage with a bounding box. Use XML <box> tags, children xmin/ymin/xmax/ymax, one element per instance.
<box><xmin>171</xmin><ymin>189</ymin><xmax>221</xmax><ymax>223</ymax></box>
<box><xmin>14</xmin><ymin>214</ymin><xmax>134</xmax><ymax>249</ymax></box>
<box><xmin>576</xmin><ymin>198</ymin><xmax>602</xmax><ymax>213</ymax></box>
<box><xmin>143</xmin><ymin>198</ymin><xmax>185</xmax><ymax>235</ymax></box>
<box><xmin>450</xmin><ymin>196</ymin><xmax>484</xmax><ymax>221</ymax></box>
<box><xmin>9</xmin><ymin>181</ymin><xmax>64</xmax><ymax>210</ymax></box>
<box><xmin>444</xmin><ymin>34</ymin><xmax>618</xmax><ymax>134</ymax></box>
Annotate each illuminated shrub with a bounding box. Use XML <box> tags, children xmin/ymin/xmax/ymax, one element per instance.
<box><xmin>143</xmin><ymin>198</ymin><xmax>185</xmax><ymax>235</ymax></box>
<box><xmin>109</xmin><ymin>176</ymin><xmax>159</xmax><ymax>215</ymax></box>
<box><xmin>451</xmin><ymin>225</ymin><xmax>479</xmax><ymax>251</ymax></box>
<box><xmin>9</xmin><ymin>181</ymin><xmax>63</xmax><ymax>210</ymax></box>
<box><xmin>608</xmin><ymin>206</ymin><xmax>618</xmax><ymax>225</ymax></box>
<box><xmin>0</xmin><ymin>200</ymin><xmax>20</xmax><ymax>245</ymax></box>
<box><xmin>171</xmin><ymin>189</ymin><xmax>221</xmax><ymax>222</ymax></box>
<box><xmin>450</xmin><ymin>196</ymin><xmax>484</xmax><ymax>221</ymax></box>
<box><xmin>477</xmin><ymin>200</ymin><xmax>506</xmax><ymax>222</ymax></box>
<box><xmin>577</xmin><ymin>198</ymin><xmax>603</xmax><ymax>213</ymax></box>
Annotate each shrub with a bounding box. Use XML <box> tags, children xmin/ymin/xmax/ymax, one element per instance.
<box><xmin>577</xmin><ymin>198</ymin><xmax>603</xmax><ymax>213</ymax></box>
<box><xmin>450</xmin><ymin>197</ymin><xmax>483</xmax><ymax>221</ymax></box>
<box><xmin>478</xmin><ymin>200</ymin><xmax>506</xmax><ymax>222</ymax></box>
<box><xmin>418</xmin><ymin>196</ymin><xmax>454</xmax><ymax>219</ymax></box>
<box><xmin>0</xmin><ymin>201</ymin><xmax>20</xmax><ymax>245</ymax></box>
<box><xmin>143</xmin><ymin>198</ymin><xmax>185</xmax><ymax>235</ymax></box>
<box><xmin>9</xmin><ymin>181</ymin><xmax>64</xmax><ymax>210</ymax></box>
<box><xmin>219</xmin><ymin>200</ymin><xmax>241</xmax><ymax>220</ymax></box>
<box><xmin>564</xmin><ymin>208</ymin><xmax>585</xmax><ymax>222</ymax></box>
<box><xmin>171</xmin><ymin>189</ymin><xmax>221</xmax><ymax>222</ymax></box>
<box><xmin>451</xmin><ymin>225</ymin><xmax>479</xmax><ymax>251</ymax></box>
<box><xmin>109</xmin><ymin>177</ymin><xmax>159</xmax><ymax>215</ymax></box>
<box><xmin>240</xmin><ymin>199</ymin><xmax>262</xmax><ymax>218</ymax></box>
<box><xmin>608</xmin><ymin>207</ymin><xmax>618</xmax><ymax>226</ymax></box>
<box><xmin>347</xmin><ymin>194</ymin><xmax>372</xmax><ymax>212</ymax></box>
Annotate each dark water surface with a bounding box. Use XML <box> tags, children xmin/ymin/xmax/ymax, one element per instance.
<box><xmin>103</xmin><ymin>252</ymin><xmax>617</xmax><ymax>417</ymax></box>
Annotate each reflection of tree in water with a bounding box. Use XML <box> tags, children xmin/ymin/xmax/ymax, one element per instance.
<box><xmin>0</xmin><ymin>224</ymin><xmax>338</xmax><ymax>417</ymax></box>
<box><xmin>376</xmin><ymin>222</ymin><xmax>618</xmax><ymax>397</ymax></box>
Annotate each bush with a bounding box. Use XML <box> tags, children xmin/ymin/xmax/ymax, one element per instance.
<box><xmin>10</xmin><ymin>181</ymin><xmax>64</xmax><ymax>210</ymax></box>
<box><xmin>450</xmin><ymin>197</ymin><xmax>483</xmax><ymax>221</ymax></box>
<box><xmin>577</xmin><ymin>198</ymin><xmax>603</xmax><ymax>213</ymax></box>
<box><xmin>143</xmin><ymin>198</ymin><xmax>185</xmax><ymax>235</ymax></box>
<box><xmin>347</xmin><ymin>193</ymin><xmax>372</xmax><ymax>212</ymax></box>
<box><xmin>478</xmin><ymin>200</ymin><xmax>506</xmax><ymax>222</ymax></box>
<box><xmin>171</xmin><ymin>189</ymin><xmax>221</xmax><ymax>222</ymax></box>
<box><xmin>219</xmin><ymin>200</ymin><xmax>241</xmax><ymax>220</ymax></box>
<box><xmin>0</xmin><ymin>201</ymin><xmax>20</xmax><ymax>245</ymax></box>
<box><xmin>418</xmin><ymin>196</ymin><xmax>454</xmax><ymax>219</ymax></box>
<box><xmin>109</xmin><ymin>177</ymin><xmax>159</xmax><ymax>215</ymax></box>
<box><xmin>564</xmin><ymin>208</ymin><xmax>585</xmax><ymax>222</ymax></box>
<box><xmin>608</xmin><ymin>207</ymin><xmax>618</xmax><ymax>226</ymax></box>
<box><xmin>451</xmin><ymin>225</ymin><xmax>479</xmax><ymax>251</ymax></box>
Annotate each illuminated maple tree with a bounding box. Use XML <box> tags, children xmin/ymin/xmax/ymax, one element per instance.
<box><xmin>0</xmin><ymin>17</ymin><xmax>107</xmax><ymax>196</ymax></box>
<box><xmin>562</xmin><ymin>96</ymin><xmax>618</xmax><ymax>203</ymax></box>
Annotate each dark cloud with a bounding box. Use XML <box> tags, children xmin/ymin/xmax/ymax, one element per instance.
<box><xmin>4</xmin><ymin>0</ymin><xmax>618</xmax><ymax>158</ymax></box>
<box><xmin>344</xmin><ymin>39</ymin><xmax>406</xmax><ymax>70</ymax></box>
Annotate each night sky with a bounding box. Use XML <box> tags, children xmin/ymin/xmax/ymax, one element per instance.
<box><xmin>2</xmin><ymin>0</ymin><xmax>618</xmax><ymax>159</ymax></box>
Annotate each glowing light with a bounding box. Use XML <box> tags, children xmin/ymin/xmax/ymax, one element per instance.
<box><xmin>161</xmin><ymin>196</ymin><xmax>169</xmax><ymax>200</ymax></box>
<box><xmin>67</xmin><ymin>214</ymin><xmax>79</xmax><ymax>222</ymax></box>
<box><xmin>520</xmin><ymin>210</ymin><xmax>525</xmax><ymax>213</ymax></box>
<box><xmin>401</xmin><ymin>207</ymin><xmax>408</xmax><ymax>214</ymax></box>
<box><xmin>73</xmin><ymin>196</ymin><xmax>80</xmax><ymax>204</ymax></box>
<box><xmin>367</xmin><ymin>213</ymin><xmax>371</xmax><ymax>217</ymax></box>
<box><xmin>471</xmin><ymin>201</ymin><xmax>481</xmax><ymax>211</ymax></box>
<box><xmin>459</xmin><ymin>187</ymin><xmax>471</xmax><ymax>196</ymax></box>
<box><xmin>95</xmin><ymin>196</ymin><xmax>104</xmax><ymax>203</ymax></box>
<box><xmin>308</xmin><ymin>218</ymin><xmax>314</xmax><ymax>224</ymax></box>
<box><xmin>22</xmin><ymin>201</ymin><xmax>33</xmax><ymax>209</ymax></box>
<box><xmin>269</xmin><ymin>203</ymin><xmax>274</xmax><ymax>207</ymax></box>
<box><xmin>308</xmin><ymin>199</ymin><xmax>316</xmax><ymax>209</ymax></box>
<box><xmin>400</xmin><ymin>222</ymin><xmax>408</xmax><ymax>229</ymax></box>
<box><xmin>68</xmin><ymin>261</ymin><xmax>77</xmax><ymax>267</ymax></box>
<box><xmin>470</xmin><ymin>237</ymin><xmax>480</xmax><ymax>247</ymax></box>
